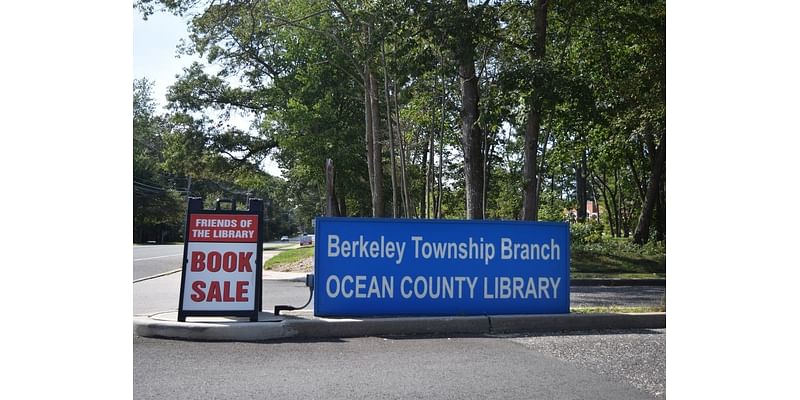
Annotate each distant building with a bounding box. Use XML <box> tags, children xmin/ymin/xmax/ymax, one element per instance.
<box><xmin>567</xmin><ymin>200</ymin><xmax>599</xmax><ymax>222</ymax></box>
<box><xmin>586</xmin><ymin>200</ymin><xmax>599</xmax><ymax>221</ymax></box>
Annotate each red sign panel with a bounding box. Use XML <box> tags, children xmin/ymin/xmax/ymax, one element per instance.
<box><xmin>188</xmin><ymin>214</ymin><xmax>259</xmax><ymax>243</ymax></box>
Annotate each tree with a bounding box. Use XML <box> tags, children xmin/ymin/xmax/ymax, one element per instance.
<box><xmin>455</xmin><ymin>0</ymin><xmax>485</xmax><ymax>219</ymax></box>
<box><xmin>133</xmin><ymin>78</ymin><xmax>184</xmax><ymax>243</ymax></box>
<box><xmin>521</xmin><ymin>0</ymin><xmax>549</xmax><ymax>221</ymax></box>
<box><xmin>134</xmin><ymin>0</ymin><xmax>666</xmax><ymax>245</ymax></box>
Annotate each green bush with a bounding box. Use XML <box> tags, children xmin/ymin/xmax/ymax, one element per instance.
<box><xmin>570</xmin><ymin>222</ymin><xmax>605</xmax><ymax>245</ymax></box>
<box><xmin>573</xmin><ymin>233</ymin><xmax>666</xmax><ymax>257</ymax></box>
<box><xmin>538</xmin><ymin>202</ymin><xmax>567</xmax><ymax>222</ymax></box>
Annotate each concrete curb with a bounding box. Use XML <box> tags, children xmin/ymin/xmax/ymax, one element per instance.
<box><xmin>286</xmin><ymin>315</ymin><xmax>491</xmax><ymax>339</ymax></box>
<box><xmin>262</xmin><ymin>271</ymin><xmax>308</xmax><ymax>282</ymax></box>
<box><xmin>489</xmin><ymin>312</ymin><xmax>665</xmax><ymax>333</ymax></box>
<box><xmin>133</xmin><ymin>312</ymin><xmax>665</xmax><ymax>342</ymax></box>
<box><xmin>133</xmin><ymin>269</ymin><xmax>181</xmax><ymax>283</ymax></box>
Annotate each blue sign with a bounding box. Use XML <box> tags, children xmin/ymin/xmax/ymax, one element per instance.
<box><xmin>313</xmin><ymin>218</ymin><xmax>570</xmax><ymax>317</ymax></box>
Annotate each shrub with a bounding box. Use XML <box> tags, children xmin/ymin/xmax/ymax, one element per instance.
<box><xmin>570</xmin><ymin>221</ymin><xmax>605</xmax><ymax>245</ymax></box>
<box><xmin>538</xmin><ymin>202</ymin><xmax>567</xmax><ymax>222</ymax></box>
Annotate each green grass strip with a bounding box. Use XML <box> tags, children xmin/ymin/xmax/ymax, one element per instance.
<box><xmin>570</xmin><ymin>305</ymin><xmax>666</xmax><ymax>314</ymax></box>
<box><xmin>263</xmin><ymin>246</ymin><xmax>314</xmax><ymax>270</ymax></box>
<box><xmin>571</xmin><ymin>272</ymin><xmax>666</xmax><ymax>279</ymax></box>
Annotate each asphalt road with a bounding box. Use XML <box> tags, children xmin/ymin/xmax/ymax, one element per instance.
<box><xmin>133</xmin><ymin>244</ymin><xmax>184</xmax><ymax>281</ymax></box>
<box><xmin>134</xmin><ymin>330</ymin><xmax>664</xmax><ymax>400</ymax></box>
<box><xmin>133</xmin><ymin>245</ymin><xmax>666</xmax><ymax>399</ymax></box>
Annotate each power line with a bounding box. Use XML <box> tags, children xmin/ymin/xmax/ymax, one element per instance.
<box><xmin>134</xmin><ymin>181</ymin><xmax>188</xmax><ymax>195</ymax></box>
<box><xmin>133</xmin><ymin>180</ymin><xmax>168</xmax><ymax>191</ymax></box>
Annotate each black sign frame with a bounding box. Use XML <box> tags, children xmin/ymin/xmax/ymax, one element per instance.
<box><xmin>177</xmin><ymin>197</ymin><xmax>264</xmax><ymax>322</ymax></box>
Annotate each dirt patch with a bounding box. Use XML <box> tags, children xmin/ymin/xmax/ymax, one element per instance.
<box><xmin>271</xmin><ymin>256</ymin><xmax>314</xmax><ymax>273</ymax></box>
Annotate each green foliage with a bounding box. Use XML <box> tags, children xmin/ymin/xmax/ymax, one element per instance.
<box><xmin>571</xmin><ymin>233</ymin><xmax>666</xmax><ymax>276</ymax></box>
<box><xmin>133</xmin><ymin>78</ymin><xmax>185</xmax><ymax>243</ymax></box>
<box><xmin>570</xmin><ymin>221</ymin><xmax>605</xmax><ymax>245</ymax></box>
<box><xmin>134</xmin><ymin>0</ymin><xmax>666</xmax><ymax>245</ymax></box>
<box><xmin>574</xmin><ymin>236</ymin><xmax>666</xmax><ymax>258</ymax></box>
<box><xmin>537</xmin><ymin>202</ymin><xmax>566</xmax><ymax>222</ymax></box>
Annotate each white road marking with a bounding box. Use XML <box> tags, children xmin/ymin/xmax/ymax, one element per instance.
<box><xmin>133</xmin><ymin>254</ymin><xmax>183</xmax><ymax>262</ymax></box>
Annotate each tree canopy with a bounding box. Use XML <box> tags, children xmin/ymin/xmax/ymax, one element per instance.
<box><xmin>133</xmin><ymin>0</ymin><xmax>666</xmax><ymax>245</ymax></box>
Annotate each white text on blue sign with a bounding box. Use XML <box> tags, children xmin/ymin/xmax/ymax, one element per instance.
<box><xmin>327</xmin><ymin>234</ymin><xmax>562</xmax><ymax>266</ymax></box>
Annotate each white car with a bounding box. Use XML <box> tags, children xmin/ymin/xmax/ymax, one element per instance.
<box><xmin>280</xmin><ymin>235</ymin><xmax>289</xmax><ymax>241</ymax></box>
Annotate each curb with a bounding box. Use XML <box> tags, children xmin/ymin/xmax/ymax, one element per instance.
<box><xmin>133</xmin><ymin>312</ymin><xmax>665</xmax><ymax>342</ymax></box>
<box><xmin>261</xmin><ymin>271</ymin><xmax>308</xmax><ymax>282</ymax></box>
<box><xmin>133</xmin><ymin>269</ymin><xmax>181</xmax><ymax>283</ymax></box>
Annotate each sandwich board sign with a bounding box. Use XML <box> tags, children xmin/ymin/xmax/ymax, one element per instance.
<box><xmin>314</xmin><ymin>218</ymin><xmax>570</xmax><ymax>317</ymax></box>
<box><xmin>178</xmin><ymin>198</ymin><xmax>264</xmax><ymax>322</ymax></box>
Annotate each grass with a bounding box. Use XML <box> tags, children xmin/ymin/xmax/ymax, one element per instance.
<box><xmin>570</xmin><ymin>240</ymin><xmax>665</xmax><ymax>278</ymax></box>
<box><xmin>571</xmin><ymin>272</ymin><xmax>665</xmax><ymax>279</ymax></box>
<box><xmin>570</xmin><ymin>305</ymin><xmax>666</xmax><ymax>313</ymax></box>
<box><xmin>259</xmin><ymin>234</ymin><xmax>665</xmax><ymax>279</ymax></box>
<box><xmin>263</xmin><ymin>246</ymin><xmax>314</xmax><ymax>270</ymax></box>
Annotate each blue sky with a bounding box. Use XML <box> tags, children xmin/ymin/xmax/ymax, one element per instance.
<box><xmin>132</xmin><ymin>7</ymin><xmax>281</xmax><ymax>176</ymax></box>
<box><xmin>132</xmin><ymin>7</ymin><xmax>196</xmax><ymax>110</ymax></box>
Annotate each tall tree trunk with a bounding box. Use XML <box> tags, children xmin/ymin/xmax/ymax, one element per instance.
<box><xmin>626</xmin><ymin>151</ymin><xmax>647</xmax><ymax>203</ymax></box>
<box><xmin>483</xmin><ymin>129</ymin><xmax>497</xmax><ymax>219</ymax></box>
<box><xmin>338</xmin><ymin>187</ymin><xmax>347</xmax><ymax>217</ymax></box>
<box><xmin>595</xmin><ymin>172</ymin><xmax>618</xmax><ymax>237</ymax></box>
<box><xmin>522</xmin><ymin>0</ymin><xmax>549</xmax><ymax>221</ymax></box>
<box><xmin>534</xmin><ymin>129</ymin><xmax>550</xmax><ymax>219</ymax></box>
<box><xmin>621</xmin><ymin>193</ymin><xmax>630</xmax><ymax>237</ymax></box>
<box><xmin>613</xmin><ymin>170</ymin><xmax>622</xmax><ymax>236</ymax></box>
<box><xmin>420</xmin><ymin>128</ymin><xmax>429</xmax><ymax>219</ymax></box>
<box><xmin>523</xmin><ymin>106</ymin><xmax>541</xmax><ymax>221</ymax></box>
<box><xmin>436</xmin><ymin>50</ymin><xmax>446</xmax><ymax>219</ymax></box>
<box><xmin>457</xmin><ymin>0</ymin><xmax>484</xmax><ymax>219</ymax></box>
<box><xmin>381</xmin><ymin>42</ymin><xmax>398</xmax><ymax>218</ymax></box>
<box><xmin>633</xmin><ymin>135</ymin><xmax>666</xmax><ymax>244</ymax></box>
<box><xmin>576</xmin><ymin>149</ymin><xmax>588</xmax><ymax>222</ymax></box>
<box><xmin>393</xmin><ymin>80</ymin><xmax>411</xmax><ymax>218</ymax></box>
<box><xmin>370</xmin><ymin>71</ymin><xmax>384</xmax><ymax>217</ymax></box>
<box><xmin>364</xmin><ymin>66</ymin><xmax>375</xmax><ymax>209</ymax></box>
<box><xmin>605</xmin><ymin>193</ymin><xmax>617</xmax><ymax>237</ymax></box>
<box><xmin>325</xmin><ymin>159</ymin><xmax>340</xmax><ymax>217</ymax></box>
<box><xmin>656</xmin><ymin>176</ymin><xmax>666</xmax><ymax>241</ymax></box>
<box><xmin>576</xmin><ymin>165</ymin><xmax>586</xmax><ymax>222</ymax></box>
<box><xmin>437</xmin><ymin>116</ymin><xmax>444</xmax><ymax>219</ymax></box>
<box><xmin>426</xmin><ymin>118</ymin><xmax>435</xmax><ymax>219</ymax></box>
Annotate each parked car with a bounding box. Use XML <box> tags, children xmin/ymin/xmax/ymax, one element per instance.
<box><xmin>300</xmin><ymin>235</ymin><xmax>313</xmax><ymax>246</ymax></box>
<box><xmin>280</xmin><ymin>235</ymin><xmax>289</xmax><ymax>241</ymax></box>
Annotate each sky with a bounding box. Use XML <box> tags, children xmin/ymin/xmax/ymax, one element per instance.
<box><xmin>133</xmin><ymin>7</ymin><xmax>282</xmax><ymax>177</ymax></box>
